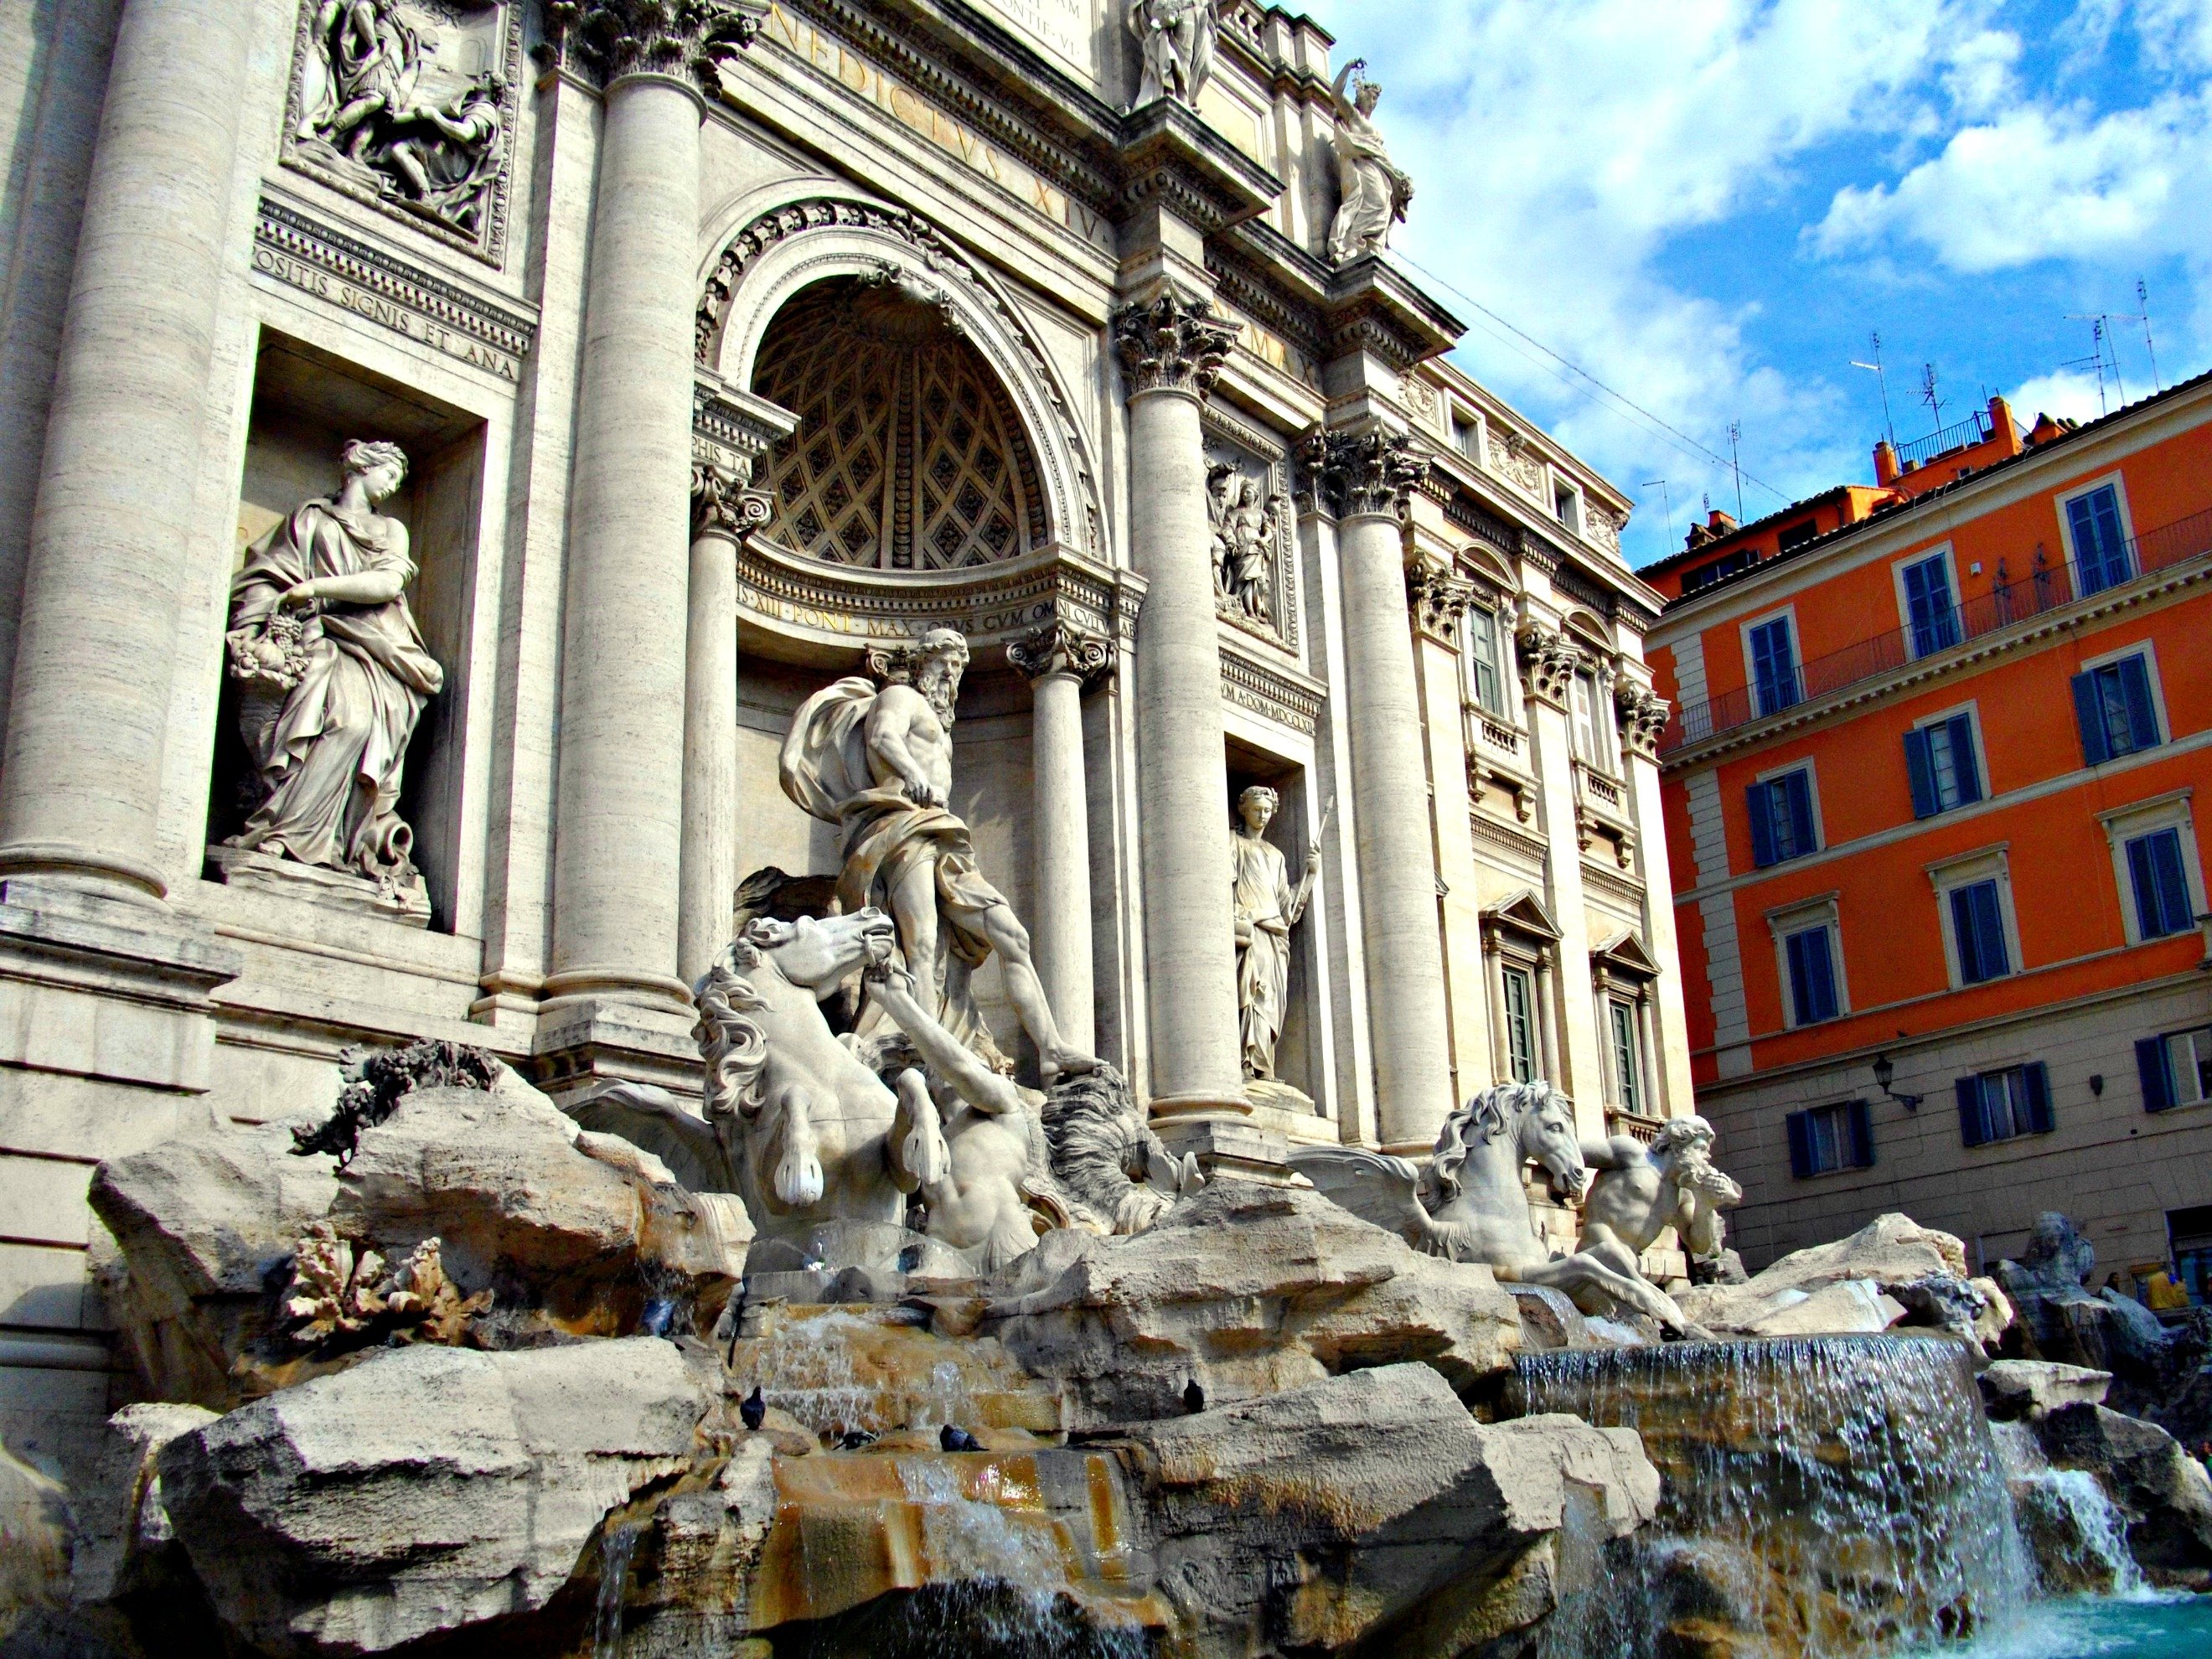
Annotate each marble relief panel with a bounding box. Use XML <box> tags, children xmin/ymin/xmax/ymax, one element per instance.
<box><xmin>1201</xmin><ymin>407</ymin><xmax>1299</xmax><ymax>656</ymax></box>
<box><xmin>282</xmin><ymin>0</ymin><xmax>525</xmax><ymax>266</ymax></box>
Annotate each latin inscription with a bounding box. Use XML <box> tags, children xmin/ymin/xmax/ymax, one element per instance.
<box><xmin>250</xmin><ymin>242</ymin><xmax>524</xmax><ymax>383</ymax></box>
<box><xmin>967</xmin><ymin>0</ymin><xmax>1091</xmax><ymax>75</ymax></box>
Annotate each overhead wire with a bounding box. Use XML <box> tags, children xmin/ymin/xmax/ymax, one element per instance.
<box><xmin>1396</xmin><ymin>251</ymin><xmax>1795</xmax><ymax>509</ymax></box>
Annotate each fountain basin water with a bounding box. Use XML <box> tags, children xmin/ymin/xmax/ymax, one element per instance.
<box><xmin>1505</xmin><ymin>1332</ymin><xmax>2031</xmax><ymax>1658</ymax></box>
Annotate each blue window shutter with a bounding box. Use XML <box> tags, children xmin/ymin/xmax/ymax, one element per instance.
<box><xmin>2023</xmin><ymin>1062</ymin><xmax>2054</xmax><ymax>1134</ymax></box>
<box><xmin>2067</xmin><ymin>494</ymin><xmax>2100</xmax><ymax>582</ymax></box>
<box><xmin>1806</xmin><ymin>930</ymin><xmax>1837</xmax><ymax>1022</ymax></box>
<box><xmin>2073</xmin><ymin>671</ymin><xmax>2111</xmax><ymax>764</ymax></box>
<box><xmin>2138</xmin><ymin>1036</ymin><xmax>2175</xmax><ymax>1114</ymax></box>
<box><xmin>1748</xmin><ymin>783</ymin><xmax>1777</xmax><ymax>867</ymax></box>
<box><xmin>1959</xmin><ymin>882</ymin><xmax>2009</xmax><ymax>979</ymax></box>
<box><xmin>1949</xmin><ymin>716</ymin><xmax>1982</xmax><ymax>804</ymax></box>
<box><xmin>1848</xmin><ymin>1099</ymin><xmax>1875</xmax><ymax>1168</ymax></box>
<box><xmin>2119</xmin><ymin>657</ymin><xmax>2160</xmax><ymax>752</ymax></box>
<box><xmin>1956</xmin><ymin>1076</ymin><xmax>1987</xmax><ymax>1146</ymax></box>
<box><xmin>1786</xmin><ymin>931</ymin><xmax>1811</xmax><ymax>1026</ymax></box>
<box><xmin>1785</xmin><ymin>772</ymin><xmax>1816</xmax><ymax>855</ymax></box>
<box><xmin>1904</xmin><ymin>729</ymin><xmax>1937</xmax><ymax>818</ymax></box>
<box><xmin>2155</xmin><ymin>832</ymin><xmax>2192</xmax><ymax>933</ymax></box>
<box><xmin>2128</xmin><ymin>836</ymin><xmax>2162</xmax><ymax>938</ymax></box>
<box><xmin>1786</xmin><ymin>1110</ymin><xmax>1814</xmax><ymax>1178</ymax></box>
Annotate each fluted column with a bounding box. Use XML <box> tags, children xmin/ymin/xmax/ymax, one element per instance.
<box><xmin>1308</xmin><ymin>429</ymin><xmax>1456</xmax><ymax>1149</ymax></box>
<box><xmin>545</xmin><ymin>3</ymin><xmax>761</xmax><ymax>1010</ymax></box>
<box><xmin>1113</xmin><ymin>291</ymin><xmax>1246</xmax><ymax>1117</ymax></box>
<box><xmin>1010</xmin><ymin>619</ymin><xmax>1113</xmax><ymax>1055</ymax></box>
<box><xmin>0</xmin><ymin>0</ymin><xmax>256</xmax><ymax>899</ymax></box>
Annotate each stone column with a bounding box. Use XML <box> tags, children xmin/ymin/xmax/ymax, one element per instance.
<box><xmin>0</xmin><ymin>0</ymin><xmax>256</xmax><ymax>899</ymax></box>
<box><xmin>1112</xmin><ymin>292</ymin><xmax>1248</xmax><ymax>1122</ymax></box>
<box><xmin>678</xmin><ymin>464</ymin><xmax>755</xmax><ymax>984</ymax></box>
<box><xmin>1010</xmin><ymin>619</ymin><xmax>1113</xmax><ymax>1056</ymax></box>
<box><xmin>1536</xmin><ymin>947</ymin><xmax>1563</xmax><ymax>1085</ymax></box>
<box><xmin>1592</xmin><ymin>962</ymin><xmax>1618</xmax><ymax>1107</ymax></box>
<box><xmin>1308</xmin><ymin>430</ymin><xmax>1456</xmax><ymax>1150</ymax></box>
<box><xmin>545</xmin><ymin>5</ymin><xmax>761</xmax><ymax>1011</ymax></box>
<box><xmin>1484</xmin><ymin>933</ymin><xmax>1511</xmax><ymax>1081</ymax></box>
<box><xmin>1636</xmin><ymin>988</ymin><xmax>1663</xmax><ymax>1118</ymax></box>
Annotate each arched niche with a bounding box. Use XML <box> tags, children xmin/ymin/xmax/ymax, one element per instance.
<box><xmin>696</xmin><ymin>197</ymin><xmax>1106</xmax><ymax>595</ymax></box>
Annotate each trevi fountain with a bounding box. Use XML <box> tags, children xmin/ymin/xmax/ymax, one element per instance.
<box><xmin>1</xmin><ymin>2</ymin><xmax>2209</xmax><ymax>1656</ymax></box>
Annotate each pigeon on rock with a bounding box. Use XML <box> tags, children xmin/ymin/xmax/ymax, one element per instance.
<box><xmin>939</xmin><ymin>1424</ymin><xmax>982</xmax><ymax>1452</ymax></box>
<box><xmin>1182</xmin><ymin>1378</ymin><xmax>1205</xmax><ymax>1414</ymax></box>
<box><xmin>740</xmin><ymin>1386</ymin><xmax>766</xmax><ymax>1431</ymax></box>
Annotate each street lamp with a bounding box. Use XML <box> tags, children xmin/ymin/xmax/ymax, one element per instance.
<box><xmin>1871</xmin><ymin>1052</ymin><xmax>1923</xmax><ymax>1112</ymax></box>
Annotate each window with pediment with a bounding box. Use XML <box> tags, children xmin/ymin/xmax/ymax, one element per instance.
<box><xmin>750</xmin><ymin>278</ymin><xmax>1047</xmax><ymax>571</ymax></box>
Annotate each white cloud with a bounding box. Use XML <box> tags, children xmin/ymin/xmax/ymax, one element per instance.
<box><xmin>1808</xmin><ymin>91</ymin><xmax>2212</xmax><ymax>272</ymax></box>
<box><xmin>2008</xmin><ymin>368</ymin><xmax>2116</xmax><ymax>425</ymax></box>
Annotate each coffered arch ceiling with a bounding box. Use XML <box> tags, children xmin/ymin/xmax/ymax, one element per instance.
<box><xmin>751</xmin><ymin>277</ymin><xmax>1046</xmax><ymax>572</ymax></box>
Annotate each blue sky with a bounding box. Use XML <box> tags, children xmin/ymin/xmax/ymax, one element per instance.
<box><xmin>1294</xmin><ymin>0</ymin><xmax>2212</xmax><ymax>569</ymax></box>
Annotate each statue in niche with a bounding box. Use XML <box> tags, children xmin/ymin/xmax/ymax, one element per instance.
<box><xmin>294</xmin><ymin>0</ymin><xmax>509</xmax><ymax>239</ymax></box>
<box><xmin>1127</xmin><ymin>0</ymin><xmax>1217</xmax><ymax>107</ymax></box>
<box><xmin>224</xmin><ymin>440</ymin><xmax>442</xmax><ymax>899</ymax></box>
<box><xmin>1230</xmin><ymin>786</ymin><xmax>1317</xmax><ymax>1085</ymax></box>
<box><xmin>1576</xmin><ymin>1115</ymin><xmax>1743</xmax><ymax>1280</ymax></box>
<box><xmin>780</xmin><ymin>628</ymin><xmax>1098</xmax><ymax>1080</ymax></box>
<box><xmin>1207</xmin><ymin>462</ymin><xmax>1286</xmax><ymax>629</ymax></box>
<box><xmin>1289</xmin><ymin>1082</ymin><xmax>1707</xmax><ymax>1335</ymax></box>
<box><xmin>1326</xmin><ymin>58</ymin><xmax>1413</xmax><ymax>264</ymax></box>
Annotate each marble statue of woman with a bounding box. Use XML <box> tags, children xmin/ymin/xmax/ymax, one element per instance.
<box><xmin>1128</xmin><ymin>0</ymin><xmax>1217</xmax><ymax>107</ymax></box>
<box><xmin>225</xmin><ymin>440</ymin><xmax>442</xmax><ymax>894</ymax></box>
<box><xmin>1231</xmin><ymin>785</ymin><xmax>1318</xmax><ymax>1082</ymax></box>
<box><xmin>1326</xmin><ymin>58</ymin><xmax>1413</xmax><ymax>264</ymax></box>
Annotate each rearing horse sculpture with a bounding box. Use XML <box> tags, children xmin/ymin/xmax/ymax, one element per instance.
<box><xmin>571</xmin><ymin>908</ymin><xmax>951</xmax><ymax>1269</ymax></box>
<box><xmin>1288</xmin><ymin>1081</ymin><xmax>1700</xmax><ymax>1332</ymax></box>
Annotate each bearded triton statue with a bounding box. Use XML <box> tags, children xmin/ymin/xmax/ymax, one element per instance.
<box><xmin>780</xmin><ymin>628</ymin><xmax>1098</xmax><ymax>1079</ymax></box>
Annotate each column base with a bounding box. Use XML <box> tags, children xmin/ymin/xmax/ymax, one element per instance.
<box><xmin>1151</xmin><ymin>1114</ymin><xmax>1293</xmax><ymax>1184</ymax></box>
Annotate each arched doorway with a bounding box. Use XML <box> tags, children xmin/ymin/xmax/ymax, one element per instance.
<box><xmin>750</xmin><ymin>276</ymin><xmax>1048</xmax><ymax>572</ymax></box>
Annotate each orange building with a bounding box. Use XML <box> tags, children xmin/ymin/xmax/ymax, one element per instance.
<box><xmin>1645</xmin><ymin>374</ymin><xmax>2212</xmax><ymax>1291</ymax></box>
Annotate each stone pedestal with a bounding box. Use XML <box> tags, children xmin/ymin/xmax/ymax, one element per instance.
<box><xmin>1309</xmin><ymin>430</ymin><xmax>1457</xmax><ymax>1152</ymax></box>
<box><xmin>546</xmin><ymin>70</ymin><xmax>711</xmax><ymax>1016</ymax></box>
<box><xmin>0</xmin><ymin>0</ymin><xmax>255</xmax><ymax>902</ymax></box>
<box><xmin>1113</xmin><ymin>292</ymin><xmax>1249</xmax><ymax>1131</ymax></box>
<box><xmin>206</xmin><ymin>845</ymin><xmax>432</xmax><ymax>928</ymax></box>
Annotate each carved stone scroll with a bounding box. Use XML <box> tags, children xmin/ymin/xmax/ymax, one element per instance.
<box><xmin>1009</xmin><ymin>619</ymin><xmax>1114</xmax><ymax>688</ymax></box>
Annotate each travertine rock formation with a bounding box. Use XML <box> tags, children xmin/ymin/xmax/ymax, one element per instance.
<box><xmin>2033</xmin><ymin>1402</ymin><xmax>2212</xmax><ymax>1592</ymax></box>
<box><xmin>158</xmin><ymin>1338</ymin><xmax>719</xmax><ymax>1656</ymax></box>
<box><xmin>986</xmin><ymin>1178</ymin><xmax>1521</xmax><ymax>1426</ymax></box>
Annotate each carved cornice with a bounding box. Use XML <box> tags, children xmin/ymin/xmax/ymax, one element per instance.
<box><xmin>1302</xmin><ymin>428</ymin><xmax>1428</xmax><ymax>521</ymax></box>
<box><xmin>250</xmin><ymin>196</ymin><xmax>536</xmax><ymax>381</ymax></box>
<box><xmin>1114</xmin><ymin>292</ymin><xmax>1240</xmax><ymax>400</ymax></box>
<box><xmin>543</xmin><ymin>0</ymin><xmax>767</xmax><ymax>91</ymax></box>
<box><xmin>1514</xmin><ymin>621</ymin><xmax>1584</xmax><ymax>708</ymax></box>
<box><xmin>1408</xmin><ymin>569</ymin><xmax>1476</xmax><ymax>641</ymax></box>
<box><xmin>1614</xmin><ymin>683</ymin><xmax>1672</xmax><ymax>762</ymax></box>
<box><xmin>1008</xmin><ymin>620</ymin><xmax>1114</xmax><ymax>687</ymax></box>
<box><xmin>1218</xmin><ymin>640</ymin><xmax>1325</xmax><ymax>736</ymax></box>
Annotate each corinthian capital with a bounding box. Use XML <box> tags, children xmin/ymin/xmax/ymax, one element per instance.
<box><xmin>1300</xmin><ymin>428</ymin><xmax>1428</xmax><ymax>521</ymax></box>
<box><xmin>1615</xmin><ymin>682</ymin><xmax>1673</xmax><ymax>760</ymax></box>
<box><xmin>690</xmin><ymin>458</ymin><xmax>770</xmax><ymax>542</ymax></box>
<box><xmin>1112</xmin><ymin>291</ymin><xmax>1239</xmax><ymax>400</ymax></box>
<box><xmin>1408</xmin><ymin>567</ymin><xmax>1476</xmax><ymax>639</ymax></box>
<box><xmin>1008</xmin><ymin>619</ymin><xmax>1115</xmax><ymax>687</ymax></box>
<box><xmin>1513</xmin><ymin>621</ymin><xmax>1584</xmax><ymax>708</ymax></box>
<box><xmin>545</xmin><ymin>0</ymin><xmax>768</xmax><ymax>92</ymax></box>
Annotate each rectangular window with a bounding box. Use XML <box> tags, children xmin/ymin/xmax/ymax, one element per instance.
<box><xmin>1777</xmin><ymin>519</ymin><xmax>1819</xmax><ymax>552</ymax></box>
<box><xmin>1609</xmin><ymin>999</ymin><xmax>1641</xmax><ymax>1113</ymax></box>
<box><xmin>1554</xmin><ymin>483</ymin><xmax>1580</xmax><ymax>533</ymax></box>
<box><xmin>1747</xmin><ymin>768</ymin><xmax>1817</xmax><ymax>867</ymax></box>
<box><xmin>1451</xmin><ymin>411</ymin><xmax>1481</xmax><ymax>460</ymax></box>
<box><xmin>2072</xmin><ymin>654</ymin><xmax>2161</xmax><ymax>764</ymax></box>
<box><xmin>1904</xmin><ymin>713</ymin><xmax>1983</xmax><ymax>818</ymax></box>
<box><xmin>1749</xmin><ymin>617</ymin><xmax>1800</xmax><ymax>717</ymax></box>
<box><xmin>1901</xmin><ymin>554</ymin><xmax>1961</xmax><ymax>657</ymax></box>
<box><xmin>2172</xmin><ymin>1206</ymin><xmax>2212</xmax><ymax>1308</ymax></box>
<box><xmin>1466</xmin><ymin>605</ymin><xmax>1505</xmax><ymax>716</ymax></box>
<box><xmin>1786</xmin><ymin>1100</ymin><xmax>1874</xmax><ymax>1177</ymax></box>
<box><xmin>2127</xmin><ymin>827</ymin><xmax>2195</xmax><ymax>940</ymax></box>
<box><xmin>1956</xmin><ymin>1062</ymin><xmax>2054</xmax><ymax>1146</ymax></box>
<box><xmin>2139</xmin><ymin>1026</ymin><xmax>2212</xmax><ymax>1113</ymax></box>
<box><xmin>1501</xmin><ymin>966</ymin><xmax>1537</xmax><ymax>1083</ymax></box>
<box><xmin>2067</xmin><ymin>483</ymin><xmax>2132</xmax><ymax>595</ymax></box>
<box><xmin>1949</xmin><ymin>878</ymin><xmax>2012</xmax><ymax>983</ymax></box>
<box><xmin>1570</xmin><ymin>668</ymin><xmax>1607</xmax><ymax>767</ymax></box>
<box><xmin>1784</xmin><ymin>925</ymin><xmax>1841</xmax><ymax>1026</ymax></box>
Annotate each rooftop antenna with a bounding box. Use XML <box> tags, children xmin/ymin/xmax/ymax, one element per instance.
<box><xmin>1726</xmin><ymin>421</ymin><xmax>1744</xmax><ymax>519</ymax></box>
<box><xmin>1919</xmin><ymin>363</ymin><xmax>1945</xmax><ymax>432</ymax></box>
<box><xmin>2060</xmin><ymin>343</ymin><xmax>2110</xmax><ymax>417</ymax></box>
<box><xmin>2065</xmin><ymin>314</ymin><xmax>2129</xmax><ymax>409</ymax></box>
<box><xmin>1641</xmin><ymin>479</ymin><xmax>1674</xmax><ymax>546</ymax></box>
<box><xmin>2139</xmin><ymin>278</ymin><xmax>2161</xmax><ymax>391</ymax></box>
<box><xmin>1850</xmin><ymin>332</ymin><xmax>1898</xmax><ymax>451</ymax></box>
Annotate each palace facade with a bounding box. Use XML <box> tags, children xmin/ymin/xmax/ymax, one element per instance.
<box><xmin>0</xmin><ymin>0</ymin><xmax>1688</xmax><ymax>1467</ymax></box>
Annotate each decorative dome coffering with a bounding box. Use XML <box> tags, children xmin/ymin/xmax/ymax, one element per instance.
<box><xmin>751</xmin><ymin>277</ymin><xmax>1047</xmax><ymax>571</ymax></box>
